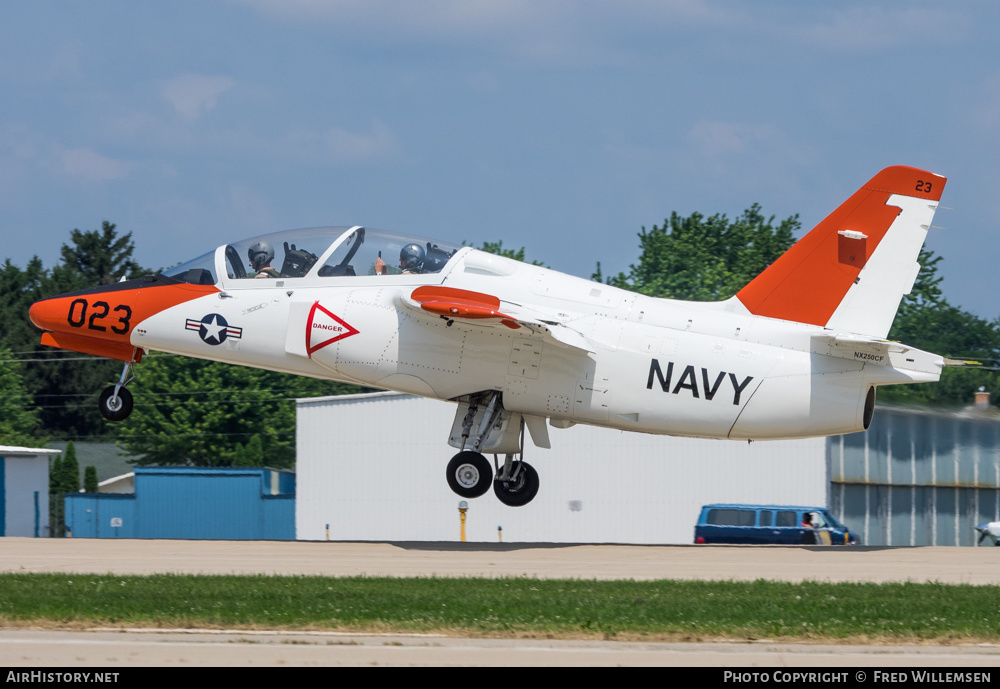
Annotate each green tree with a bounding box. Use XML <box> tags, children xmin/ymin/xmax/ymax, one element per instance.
<box><xmin>0</xmin><ymin>257</ymin><xmax>48</xmax><ymax>358</ymax></box>
<box><xmin>48</xmin><ymin>452</ymin><xmax>64</xmax><ymax>537</ymax></box>
<box><xmin>56</xmin><ymin>221</ymin><xmax>146</xmax><ymax>286</ymax></box>
<box><xmin>233</xmin><ymin>435</ymin><xmax>265</xmax><ymax>467</ymax></box>
<box><xmin>83</xmin><ymin>465</ymin><xmax>99</xmax><ymax>493</ymax></box>
<box><xmin>114</xmin><ymin>356</ymin><xmax>361</xmax><ymax>468</ymax></box>
<box><xmin>60</xmin><ymin>441</ymin><xmax>80</xmax><ymax>494</ymax></box>
<box><xmin>47</xmin><ymin>441</ymin><xmax>79</xmax><ymax>538</ymax></box>
<box><xmin>880</xmin><ymin>249</ymin><xmax>1000</xmax><ymax>406</ymax></box>
<box><xmin>602</xmin><ymin>204</ymin><xmax>799</xmax><ymax>300</ymax></box>
<box><xmin>0</xmin><ymin>345</ymin><xmax>41</xmax><ymax>445</ymax></box>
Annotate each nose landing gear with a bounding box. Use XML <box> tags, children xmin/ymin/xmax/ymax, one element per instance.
<box><xmin>98</xmin><ymin>359</ymin><xmax>137</xmax><ymax>421</ymax></box>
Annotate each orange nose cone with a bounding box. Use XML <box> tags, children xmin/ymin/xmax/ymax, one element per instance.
<box><xmin>29</xmin><ymin>296</ymin><xmax>63</xmax><ymax>332</ymax></box>
<box><xmin>29</xmin><ymin>294</ymin><xmax>144</xmax><ymax>362</ymax></box>
<box><xmin>30</xmin><ymin>293</ymin><xmax>117</xmax><ymax>335</ymax></box>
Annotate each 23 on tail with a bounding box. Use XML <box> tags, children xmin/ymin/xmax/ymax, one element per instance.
<box><xmin>735</xmin><ymin>165</ymin><xmax>946</xmax><ymax>338</ymax></box>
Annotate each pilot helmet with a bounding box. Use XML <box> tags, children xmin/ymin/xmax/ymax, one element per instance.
<box><xmin>399</xmin><ymin>243</ymin><xmax>426</xmax><ymax>272</ymax></box>
<box><xmin>248</xmin><ymin>241</ymin><xmax>274</xmax><ymax>271</ymax></box>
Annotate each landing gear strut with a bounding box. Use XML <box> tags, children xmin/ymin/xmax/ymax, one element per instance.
<box><xmin>445</xmin><ymin>391</ymin><xmax>540</xmax><ymax>506</ymax></box>
<box><xmin>98</xmin><ymin>360</ymin><xmax>136</xmax><ymax>421</ymax></box>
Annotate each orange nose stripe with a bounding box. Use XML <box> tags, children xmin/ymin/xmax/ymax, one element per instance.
<box><xmin>30</xmin><ymin>282</ymin><xmax>219</xmax><ymax>358</ymax></box>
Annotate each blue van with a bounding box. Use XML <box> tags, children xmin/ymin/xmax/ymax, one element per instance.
<box><xmin>694</xmin><ymin>504</ymin><xmax>859</xmax><ymax>545</ymax></box>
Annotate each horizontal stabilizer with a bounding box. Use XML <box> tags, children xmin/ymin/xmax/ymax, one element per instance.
<box><xmin>812</xmin><ymin>332</ymin><xmax>943</xmax><ymax>383</ymax></box>
<box><xmin>812</xmin><ymin>333</ymin><xmax>901</xmax><ymax>363</ymax></box>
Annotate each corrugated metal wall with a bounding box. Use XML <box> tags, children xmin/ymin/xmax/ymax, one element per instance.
<box><xmin>66</xmin><ymin>494</ymin><xmax>136</xmax><ymax>538</ymax></box>
<box><xmin>296</xmin><ymin>392</ymin><xmax>828</xmax><ymax>544</ymax></box>
<box><xmin>65</xmin><ymin>467</ymin><xmax>295</xmax><ymax>540</ymax></box>
<box><xmin>829</xmin><ymin>406</ymin><xmax>1000</xmax><ymax>546</ymax></box>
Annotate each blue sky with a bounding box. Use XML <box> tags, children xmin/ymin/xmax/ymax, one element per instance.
<box><xmin>2</xmin><ymin>1</ymin><xmax>998</xmax><ymax>318</ymax></box>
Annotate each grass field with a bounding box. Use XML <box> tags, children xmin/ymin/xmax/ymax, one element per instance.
<box><xmin>2</xmin><ymin>573</ymin><xmax>999</xmax><ymax>643</ymax></box>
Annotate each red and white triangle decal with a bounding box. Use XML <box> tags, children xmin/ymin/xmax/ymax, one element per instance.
<box><xmin>306</xmin><ymin>302</ymin><xmax>360</xmax><ymax>357</ymax></box>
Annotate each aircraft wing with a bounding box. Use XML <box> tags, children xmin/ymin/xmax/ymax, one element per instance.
<box><xmin>398</xmin><ymin>285</ymin><xmax>595</xmax><ymax>352</ymax></box>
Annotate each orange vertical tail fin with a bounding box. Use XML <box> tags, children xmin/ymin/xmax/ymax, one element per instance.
<box><xmin>735</xmin><ymin>166</ymin><xmax>946</xmax><ymax>338</ymax></box>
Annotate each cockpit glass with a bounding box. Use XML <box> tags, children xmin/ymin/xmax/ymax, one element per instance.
<box><xmin>318</xmin><ymin>228</ymin><xmax>459</xmax><ymax>278</ymax></box>
<box><xmin>319</xmin><ymin>227</ymin><xmax>366</xmax><ymax>277</ymax></box>
<box><xmin>166</xmin><ymin>226</ymin><xmax>462</xmax><ymax>286</ymax></box>
<box><xmin>226</xmin><ymin>227</ymin><xmax>342</xmax><ymax>280</ymax></box>
<box><xmin>161</xmin><ymin>250</ymin><xmax>217</xmax><ymax>285</ymax></box>
<box><xmin>222</xmin><ymin>226</ymin><xmax>460</xmax><ymax>281</ymax></box>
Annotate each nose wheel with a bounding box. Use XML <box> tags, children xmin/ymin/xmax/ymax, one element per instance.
<box><xmin>98</xmin><ymin>359</ymin><xmax>136</xmax><ymax>421</ymax></box>
<box><xmin>99</xmin><ymin>385</ymin><xmax>134</xmax><ymax>421</ymax></box>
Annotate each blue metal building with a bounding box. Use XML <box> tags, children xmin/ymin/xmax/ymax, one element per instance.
<box><xmin>830</xmin><ymin>402</ymin><xmax>1000</xmax><ymax>546</ymax></box>
<box><xmin>65</xmin><ymin>466</ymin><xmax>295</xmax><ymax>540</ymax></box>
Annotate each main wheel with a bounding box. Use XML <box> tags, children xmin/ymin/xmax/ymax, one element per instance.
<box><xmin>98</xmin><ymin>386</ymin><xmax>134</xmax><ymax>421</ymax></box>
<box><xmin>494</xmin><ymin>461</ymin><xmax>539</xmax><ymax>507</ymax></box>
<box><xmin>446</xmin><ymin>451</ymin><xmax>492</xmax><ymax>498</ymax></box>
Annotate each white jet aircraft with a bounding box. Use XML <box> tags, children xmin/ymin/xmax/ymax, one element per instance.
<box><xmin>30</xmin><ymin>165</ymin><xmax>949</xmax><ymax>506</ymax></box>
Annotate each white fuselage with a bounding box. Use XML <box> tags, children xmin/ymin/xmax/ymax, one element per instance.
<box><xmin>131</xmin><ymin>247</ymin><xmax>941</xmax><ymax>442</ymax></box>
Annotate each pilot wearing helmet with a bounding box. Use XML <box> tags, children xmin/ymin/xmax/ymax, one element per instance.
<box><xmin>375</xmin><ymin>243</ymin><xmax>425</xmax><ymax>275</ymax></box>
<box><xmin>248</xmin><ymin>241</ymin><xmax>280</xmax><ymax>279</ymax></box>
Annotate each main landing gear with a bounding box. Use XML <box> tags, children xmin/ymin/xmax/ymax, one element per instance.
<box><xmin>492</xmin><ymin>455</ymin><xmax>539</xmax><ymax>507</ymax></box>
<box><xmin>98</xmin><ymin>360</ymin><xmax>136</xmax><ymax>421</ymax></box>
<box><xmin>445</xmin><ymin>392</ymin><xmax>540</xmax><ymax>507</ymax></box>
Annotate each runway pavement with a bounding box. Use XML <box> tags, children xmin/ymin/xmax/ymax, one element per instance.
<box><xmin>2</xmin><ymin>538</ymin><xmax>999</xmax><ymax>584</ymax></box>
<box><xmin>2</xmin><ymin>538</ymin><xmax>999</xmax><ymax>666</ymax></box>
<box><xmin>2</xmin><ymin>628</ymin><xmax>999</xmax><ymax>668</ymax></box>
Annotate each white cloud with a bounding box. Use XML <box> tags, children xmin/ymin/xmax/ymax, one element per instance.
<box><xmin>686</xmin><ymin>121</ymin><xmax>779</xmax><ymax>158</ymax></box>
<box><xmin>790</xmin><ymin>7</ymin><xmax>967</xmax><ymax>52</ymax></box>
<box><xmin>235</xmin><ymin>0</ymin><xmax>541</xmax><ymax>35</ymax></box>
<box><xmin>60</xmin><ymin>148</ymin><xmax>134</xmax><ymax>181</ymax></box>
<box><xmin>230</xmin><ymin>0</ymin><xmax>731</xmax><ymax>64</ymax></box>
<box><xmin>161</xmin><ymin>74</ymin><xmax>236</xmax><ymax>121</ymax></box>
<box><xmin>322</xmin><ymin>123</ymin><xmax>396</xmax><ymax>162</ymax></box>
<box><xmin>228</xmin><ymin>1</ymin><xmax>973</xmax><ymax>72</ymax></box>
<box><xmin>971</xmin><ymin>71</ymin><xmax>1000</xmax><ymax>130</ymax></box>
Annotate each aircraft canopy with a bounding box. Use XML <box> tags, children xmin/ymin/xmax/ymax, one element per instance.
<box><xmin>161</xmin><ymin>226</ymin><xmax>463</xmax><ymax>285</ymax></box>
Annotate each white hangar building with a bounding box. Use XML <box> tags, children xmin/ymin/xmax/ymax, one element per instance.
<box><xmin>1</xmin><ymin>445</ymin><xmax>60</xmax><ymax>538</ymax></box>
<box><xmin>295</xmin><ymin>392</ymin><xmax>827</xmax><ymax>544</ymax></box>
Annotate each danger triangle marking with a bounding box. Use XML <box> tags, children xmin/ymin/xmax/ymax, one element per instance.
<box><xmin>306</xmin><ymin>302</ymin><xmax>360</xmax><ymax>356</ymax></box>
